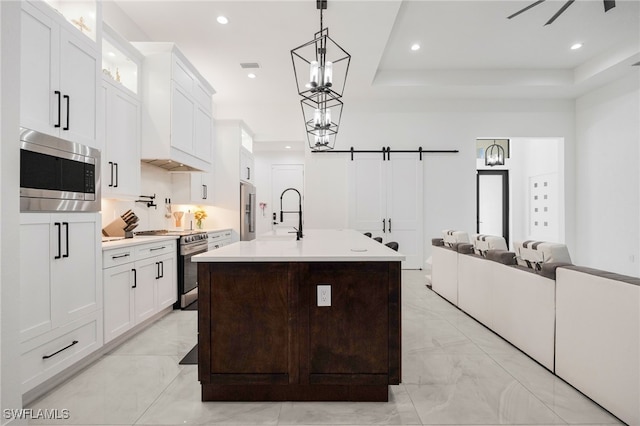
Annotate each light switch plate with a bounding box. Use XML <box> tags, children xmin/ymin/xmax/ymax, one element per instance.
<box><xmin>317</xmin><ymin>284</ymin><xmax>331</xmax><ymax>307</ymax></box>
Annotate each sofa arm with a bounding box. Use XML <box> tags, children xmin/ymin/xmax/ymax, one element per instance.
<box><xmin>485</xmin><ymin>249</ymin><xmax>516</xmax><ymax>265</ymax></box>
<box><xmin>539</xmin><ymin>262</ymin><xmax>573</xmax><ymax>280</ymax></box>
<box><xmin>456</xmin><ymin>243</ymin><xmax>474</xmax><ymax>254</ymax></box>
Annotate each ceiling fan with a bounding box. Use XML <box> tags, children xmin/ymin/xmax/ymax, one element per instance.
<box><xmin>508</xmin><ymin>0</ymin><xmax>616</xmax><ymax>26</ymax></box>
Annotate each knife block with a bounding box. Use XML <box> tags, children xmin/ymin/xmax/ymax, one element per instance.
<box><xmin>102</xmin><ymin>217</ymin><xmax>129</xmax><ymax>238</ymax></box>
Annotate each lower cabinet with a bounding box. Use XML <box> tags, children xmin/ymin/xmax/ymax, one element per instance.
<box><xmin>103</xmin><ymin>240</ymin><xmax>177</xmax><ymax>344</ymax></box>
<box><xmin>19</xmin><ymin>212</ymin><xmax>102</xmax><ymax>394</ymax></box>
<box><xmin>207</xmin><ymin>229</ymin><xmax>232</xmax><ymax>251</ymax></box>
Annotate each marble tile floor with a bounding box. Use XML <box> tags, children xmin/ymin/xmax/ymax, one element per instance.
<box><xmin>27</xmin><ymin>270</ymin><xmax>622</xmax><ymax>426</ymax></box>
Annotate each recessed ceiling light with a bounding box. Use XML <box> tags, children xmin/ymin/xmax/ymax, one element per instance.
<box><xmin>411</xmin><ymin>43</ymin><xmax>421</xmax><ymax>51</ymax></box>
<box><xmin>247</xmin><ymin>73</ymin><xmax>256</xmax><ymax>79</ymax></box>
<box><xmin>216</xmin><ymin>16</ymin><xmax>229</xmax><ymax>25</ymax></box>
<box><xmin>571</xmin><ymin>43</ymin><xmax>583</xmax><ymax>50</ymax></box>
<box><xmin>108</xmin><ymin>51</ymin><xmax>116</xmax><ymax>57</ymax></box>
<box><xmin>285</xmin><ymin>145</ymin><xmax>292</xmax><ymax>149</ymax></box>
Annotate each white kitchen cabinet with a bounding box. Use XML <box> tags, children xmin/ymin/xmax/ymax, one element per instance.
<box><xmin>155</xmin><ymin>252</ymin><xmax>177</xmax><ymax>309</ymax></box>
<box><xmin>101</xmin><ymin>24</ymin><xmax>143</xmax><ymax>199</ymax></box>
<box><xmin>101</xmin><ymin>84</ymin><xmax>141</xmax><ymax>198</ymax></box>
<box><xmin>20</xmin><ymin>1</ymin><xmax>100</xmax><ymax>149</ymax></box>
<box><xmin>20</xmin><ymin>213</ymin><xmax>101</xmax><ymax>342</ymax></box>
<box><xmin>133</xmin><ymin>42</ymin><xmax>215</xmax><ymax>172</ymax></box>
<box><xmin>171</xmin><ymin>172</ymin><xmax>214</xmax><ymax>204</ymax></box>
<box><xmin>102</xmin><ymin>263</ymin><xmax>135</xmax><ymax>343</ymax></box>
<box><xmin>102</xmin><ymin>240</ymin><xmax>177</xmax><ymax>343</ymax></box>
<box><xmin>240</xmin><ymin>146</ymin><xmax>255</xmax><ymax>183</ymax></box>
<box><xmin>19</xmin><ymin>212</ymin><xmax>102</xmax><ymax>393</ymax></box>
<box><xmin>207</xmin><ymin>229</ymin><xmax>233</xmax><ymax>251</ymax></box>
<box><xmin>133</xmin><ymin>257</ymin><xmax>159</xmax><ymax>323</ymax></box>
<box><xmin>348</xmin><ymin>153</ymin><xmax>424</xmax><ymax>269</ymax></box>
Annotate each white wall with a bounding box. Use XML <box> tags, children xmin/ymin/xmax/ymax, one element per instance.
<box><xmin>1</xmin><ymin>0</ymin><xmax>23</xmax><ymax>419</ymax></box>
<box><xmin>253</xmin><ymin>150</ymin><xmax>305</xmax><ymax>236</ymax></box>
<box><xmin>575</xmin><ymin>73</ymin><xmax>640</xmax><ymax>276</ymax></box>
<box><xmin>304</xmin><ymin>98</ymin><xmax>576</xmax><ymax>262</ymax></box>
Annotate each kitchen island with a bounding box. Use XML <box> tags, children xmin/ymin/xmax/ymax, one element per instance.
<box><xmin>192</xmin><ymin>229</ymin><xmax>404</xmax><ymax>402</ymax></box>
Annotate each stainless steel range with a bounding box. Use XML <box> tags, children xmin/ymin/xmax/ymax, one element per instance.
<box><xmin>135</xmin><ymin>229</ymin><xmax>208</xmax><ymax>309</ymax></box>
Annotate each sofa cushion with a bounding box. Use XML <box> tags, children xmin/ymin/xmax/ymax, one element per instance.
<box><xmin>442</xmin><ymin>229</ymin><xmax>469</xmax><ymax>247</ymax></box>
<box><xmin>472</xmin><ymin>234</ymin><xmax>508</xmax><ymax>256</ymax></box>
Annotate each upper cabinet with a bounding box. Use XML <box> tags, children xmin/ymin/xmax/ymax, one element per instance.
<box><xmin>217</xmin><ymin>120</ymin><xmax>255</xmax><ymax>184</ymax></box>
<box><xmin>101</xmin><ymin>25</ymin><xmax>143</xmax><ymax>199</ymax></box>
<box><xmin>240</xmin><ymin>146</ymin><xmax>255</xmax><ymax>183</ymax></box>
<box><xmin>20</xmin><ymin>1</ymin><xmax>101</xmax><ymax>149</ymax></box>
<box><xmin>132</xmin><ymin>43</ymin><xmax>215</xmax><ymax>172</ymax></box>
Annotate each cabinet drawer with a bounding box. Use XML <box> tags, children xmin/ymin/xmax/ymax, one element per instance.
<box><xmin>21</xmin><ymin>312</ymin><xmax>102</xmax><ymax>393</ymax></box>
<box><xmin>135</xmin><ymin>240</ymin><xmax>176</xmax><ymax>260</ymax></box>
<box><xmin>103</xmin><ymin>247</ymin><xmax>135</xmax><ymax>268</ymax></box>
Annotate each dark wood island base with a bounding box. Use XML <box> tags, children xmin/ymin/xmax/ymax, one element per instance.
<box><xmin>198</xmin><ymin>261</ymin><xmax>401</xmax><ymax>402</ymax></box>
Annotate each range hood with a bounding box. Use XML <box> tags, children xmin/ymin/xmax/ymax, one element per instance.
<box><xmin>141</xmin><ymin>159</ymin><xmax>204</xmax><ymax>172</ymax></box>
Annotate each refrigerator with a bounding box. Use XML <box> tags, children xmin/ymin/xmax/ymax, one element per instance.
<box><xmin>240</xmin><ymin>182</ymin><xmax>256</xmax><ymax>241</ymax></box>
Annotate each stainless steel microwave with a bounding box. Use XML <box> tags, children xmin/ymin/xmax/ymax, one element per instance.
<box><xmin>20</xmin><ymin>128</ymin><xmax>101</xmax><ymax>212</ymax></box>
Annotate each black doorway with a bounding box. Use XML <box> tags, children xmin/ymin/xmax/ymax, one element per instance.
<box><xmin>476</xmin><ymin>170</ymin><xmax>509</xmax><ymax>246</ymax></box>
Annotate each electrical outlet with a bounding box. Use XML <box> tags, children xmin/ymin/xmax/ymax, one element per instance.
<box><xmin>317</xmin><ymin>284</ymin><xmax>331</xmax><ymax>307</ymax></box>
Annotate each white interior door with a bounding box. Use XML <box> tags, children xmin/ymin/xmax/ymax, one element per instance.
<box><xmin>348</xmin><ymin>154</ymin><xmax>387</xmax><ymax>237</ymax></box>
<box><xmin>271</xmin><ymin>165</ymin><xmax>304</xmax><ymax>231</ymax></box>
<box><xmin>386</xmin><ymin>154</ymin><xmax>423</xmax><ymax>269</ymax></box>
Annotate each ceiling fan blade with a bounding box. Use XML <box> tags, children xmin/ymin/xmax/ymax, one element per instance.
<box><xmin>603</xmin><ymin>0</ymin><xmax>616</xmax><ymax>12</ymax></box>
<box><xmin>545</xmin><ymin>0</ymin><xmax>575</xmax><ymax>25</ymax></box>
<box><xmin>507</xmin><ymin>0</ymin><xmax>547</xmax><ymax>19</ymax></box>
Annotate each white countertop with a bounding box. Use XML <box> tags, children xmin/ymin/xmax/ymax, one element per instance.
<box><xmin>101</xmin><ymin>235</ymin><xmax>178</xmax><ymax>250</ymax></box>
<box><xmin>101</xmin><ymin>227</ymin><xmax>233</xmax><ymax>250</ymax></box>
<box><xmin>192</xmin><ymin>229</ymin><xmax>405</xmax><ymax>262</ymax></box>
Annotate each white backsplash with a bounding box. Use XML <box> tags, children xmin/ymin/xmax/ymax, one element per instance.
<box><xmin>102</xmin><ymin>162</ymin><xmax>232</xmax><ymax>233</ymax></box>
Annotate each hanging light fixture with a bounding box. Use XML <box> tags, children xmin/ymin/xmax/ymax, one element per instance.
<box><xmin>291</xmin><ymin>0</ymin><xmax>350</xmax><ymax>151</ymax></box>
<box><xmin>485</xmin><ymin>140</ymin><xmax>506</xmax><ymax>166</ymax></box>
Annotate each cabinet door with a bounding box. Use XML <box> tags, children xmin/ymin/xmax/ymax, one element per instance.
<box><xmin>386</xmin><ymin>154</ymin><xmax>423</xmax><ymax>269</ymax></box>
<box><xmin>103</xmin><ymin>264</ymin><xmax>135</xmax><ymax>343</ymax></box>
<box><xmin>51</xmin><ymin>213</ymin><xmax>100</xmax><ymax>327</ymax></box>
<box><xmin>305</xmin><ymin>263</ymin><xmax>390</xmax><ymax>382</ymax></box>
<box><xmin>59</xmin><ymin>27</ymin><xmax>98</xmax><ymax>148</ymax></box>
<box><xmin>170</xmin><ymin>81</ymin><xmax>195</xmax><ymax>155</ymax></box>
<box><xmin>19</xmin><ymin>214</ymin><xmax>54</xmax><ymax>342</ymax></box>
<box><xmin>194</xmin><ymin>104</ymin><xmax>212</xmax><ymax>162</ymax></box>
<box><xmin>134</xmin><ymin>257</ymin><xmax>158</xmax><ymax>323</ymax></box>
<box><xmin>156</xmin><ymin>254</ymin><xmax>177</xmax><ymax>309</ymax></box>
<box><xmin>348</xmin><ymin>154</ymin><xmax>387</xmax><ymax>237</ymax></box>
<box><xmin>240</xmin><ymin>148</ymin><xmax>254</xmax><ymax>183</ymax></box>
<box><xmin>20</xmin><ymin>3</ymin><xmax>60</xmax><ymax>136</ymax></box>
<box><xmin>104</xmin><ymin>85</ymin><xmax>141</xmax><ymax>197</ymax></box>
<box><xmin>207</xmin><ymin>263</ymin><xmax>290</xmax><ymax>380</ymax></box>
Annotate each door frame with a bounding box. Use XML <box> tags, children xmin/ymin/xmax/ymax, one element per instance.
<box><xmin>476</xmin><ymin>170</ymin><xmax>509</xmax><ymax>246</ymax></box>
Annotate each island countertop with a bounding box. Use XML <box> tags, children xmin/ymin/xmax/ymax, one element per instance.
<box><xmin>192</xmin><ymin>229</ymin><xmax>405</xmax><ymax>262</ymax></box>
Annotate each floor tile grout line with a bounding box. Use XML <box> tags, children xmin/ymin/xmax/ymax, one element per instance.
<box><xmin>128</xmin><ymin>355</ymin><xmax>188</xmax><ymax>426</ymax></box>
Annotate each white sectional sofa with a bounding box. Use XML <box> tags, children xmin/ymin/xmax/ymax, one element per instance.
<box><xmin>431</xmin><ymin>230</ymin><xmax>469</xmax><ymax>305</ymax></box>
<box><xmin>555</xmin><ymin>266</ymin><xmax>640</xmax><ymax>426</ymax></box>
<box><xmin>430</xmin><ymin>232</ymin><xmax>640</xmax><ymax>424</ymax></box>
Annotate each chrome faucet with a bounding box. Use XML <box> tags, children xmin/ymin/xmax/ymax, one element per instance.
<box><xmin>279</xmin><ymin>188</ymin><xmax>303</xmax><ymax>240</ymax></box>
